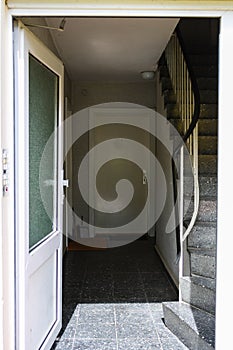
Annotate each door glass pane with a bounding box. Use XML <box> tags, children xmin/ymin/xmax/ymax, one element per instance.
<box><xmin>29</xmin><ymin>54</ymin><xmax>58</xmax><ymax>249</ymax></box>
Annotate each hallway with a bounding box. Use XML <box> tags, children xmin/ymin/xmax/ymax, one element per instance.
<box><xmin>52</xmin><ymin>238</ymin><xmax>188</xmax><ymax>349</ymax></box>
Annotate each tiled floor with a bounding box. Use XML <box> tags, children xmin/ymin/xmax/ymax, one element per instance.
<box><xmin>52</xmin><ymin>238</ymin><xmax>188</xmax><ymax>350</ymax></box>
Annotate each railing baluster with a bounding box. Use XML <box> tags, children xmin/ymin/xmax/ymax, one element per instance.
<box><xmin>164</xmin><ymin>31</ymin><xmax>200</xmax><ymax>279</ymax></box>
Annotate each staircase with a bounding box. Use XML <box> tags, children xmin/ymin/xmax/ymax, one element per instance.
<box><xmin>158</xmin><ymin>51</ymin><xmax>218</xmax><ymax>349</ymax></box>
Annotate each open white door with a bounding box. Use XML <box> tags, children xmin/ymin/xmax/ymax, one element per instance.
<box><xmin>14</xmin><ymin>22</ymin><xmax>64</xmax><ymax>350</ymax></box>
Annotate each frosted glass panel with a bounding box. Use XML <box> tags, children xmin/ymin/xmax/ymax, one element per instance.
<box><xmin>29</xmin><ymin>55</ymin><xmax>58</xmax><ymax>249</ymax></box>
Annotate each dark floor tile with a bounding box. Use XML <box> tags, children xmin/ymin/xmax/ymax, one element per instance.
<box><xmin>78</xmin><ymin>304</ymin><xmax>115</xmax><ymax>324</ymax></box>
<box><xmin>80</xmin><ymin>288</ymin><xmax>114</xmax><ymax>303</ymax></box>
<box><xmin>73</xmin><ymin>339</ymin><xmax>117</xmax><ymax>350</ymax></box>
<box><xmin>83</xmin><ymin>273</ymin><xmax>113</xmax><ymax>290</ymax></box>
<box><xmin>145</xmin><ymin>287</ymin><xmax>177</xmax><ymax>302</ymax></box>
<box><xmin>141</xmin><ymin>272</ymin><xmax>170</xmax><ymax>288</ymax></box>
<box><xmin>85</xmin><ymin>262</ymin><xmax>112</xmax><ymax>270</ymax></box>
<box><xmin>113</xmin><ymin>288</ymin><xmax>147</xmax><ymax>303</ymax></box>
<box><xmin>113</xmin><ymin>273</ymin><xmax>143</xmax><ymax>289</ymax></box>
<box><xmin>75</xmin><ymin>322</ymin><xmax>116</xmax><ymax>340</ymax></box>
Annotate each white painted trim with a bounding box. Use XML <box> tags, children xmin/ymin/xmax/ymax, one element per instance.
<box><xmin>8</xmin><ymin>8</ymin><xmax>225</xmax><ymax>18</ymax></box>
<box><xmin>215</xmin><ymin>12</ymin><xmax>233</xmax><ymax>350</ymax></box>
<box><xmin>1</xmin><ymin>5</ymin><xmax>16</xmax><ymax>350</ymax></box>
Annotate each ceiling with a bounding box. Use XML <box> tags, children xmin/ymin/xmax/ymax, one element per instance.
<box><xmin>45</xmin><ymin>17</ymin><xmax>179</xmax><ymax>82</ymax></box>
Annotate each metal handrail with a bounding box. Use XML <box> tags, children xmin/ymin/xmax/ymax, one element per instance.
<box><xmin>164</xmin><ymin>30</ymin><xmax>200</xmax><ymax>248</ymax></box>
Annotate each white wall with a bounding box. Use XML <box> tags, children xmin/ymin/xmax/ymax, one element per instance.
<box><xmin>154</xmin><ymin>70</ymin><xmax>179</xmax><ymax>285</ymax></box>
<box><xmin>72</xmin><ymin>81</ymin><xmax>155</xmax><ymax>112</ymax></box>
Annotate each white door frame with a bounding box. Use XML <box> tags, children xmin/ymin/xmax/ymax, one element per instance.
<box><xmin>1</xmin><ymin>2</ymin><xmax>233</xmax><ymax>349</ymax></box>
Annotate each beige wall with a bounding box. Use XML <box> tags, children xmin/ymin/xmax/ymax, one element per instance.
<box><xmin>71</xmin><ymin>81</ymin><xmax>155</xmax><ymax>112</ymax></box>
<box><xmin>154</xmin><ymin>70</ymin><xmax>179</xmax><ymax>285</ymax></box>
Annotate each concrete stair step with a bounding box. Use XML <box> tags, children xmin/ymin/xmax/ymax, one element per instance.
<box><xmin>188</xmin><ymin>54</ymin><xmax>218</xmax><ymax>66</ymax></box>
<box><xmin>185</xmin><ymin>197</ymin><xmax>217</xmax><ymax>222</ymax></box>
<box><xmin>164</xmin><ymin>90</ymin><xmax>217</xmax><ymax>105</ymax></box>
<box><xmin>189</xmin><ymin>248</ymin><xmax>216</xmax><ymax>279</ymax></box>
<box><xmin>199</xmin><ymin>136</ymin><xmax>217</xmax><ymax>155</ymax></box>
<box><xmin>182</xmin><ymin>175</ymin><xmax>217</xmax><ymax>199</ymax></box>
<box><xmin>199</xmin><ymin>90</ymin><xmax>218</xmax><ymax>104</ymax></box>
<box><xmin>188</xmin><ymin>221</ymin><xmax>217</xmax><ymax>250</ymax></box>
<box><xmin>163</xmin><ymin>301</ymin><xmax>215</xmax><ymax>349</ymax></box>
<box><xmin>167</xmin><ymin>103</ymin><xmax>217</xmax><ymax>119</ymax></box>
<box><xmin>180</xmin><ymin>276</ymin><xmax>216</xmax><ymax>315</ymax></box>
<box><xmin>200</xmin><ymin>104</ymin><xmax>218</xmax><ymax>119</ymax></box>
<box><xmin>199</xmin><ymin>175</ymin><xmax>217</xmax><ymax>198</ymax></box>
<box><xmin>197</xmin><ymin>77</ymin><xmax>217</xmax><ymax>90</ymax></box>
<box><xmin>198</xmin><ymin>155</ymin><xmax>217</xmax><ymax>175</ymax></box>
<box><xmin>198</xmin><ymin>119</ymin><xmax>217</xmax><ymax>136</ymax></box>
<box><xmin>193</xmin><ymin>65</ymin><xmax>217</xmax><ymax>77</ymax></box>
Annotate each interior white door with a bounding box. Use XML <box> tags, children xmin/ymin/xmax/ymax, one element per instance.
<box><xmin>14</xmin><ymin>22</ymin><xmax>64</xmax><ymax>350</ymax></box>
<box><xmin>87</xmin><ymin>106</ymin><xmax>153</xmax><ymax>241</ymax></box>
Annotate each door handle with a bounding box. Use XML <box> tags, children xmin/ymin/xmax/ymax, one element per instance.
<box><xmin>142</xmin><ymin>170</ymin><xmax>147</xmax><ymax>185</ymax></box>
<box><xmin>62</xmin><ymin>179</ymin><xmax>69</xmax><ymax>188</ymax></box>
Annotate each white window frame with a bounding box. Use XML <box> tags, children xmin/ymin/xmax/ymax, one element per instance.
<box><xmin>1</xmin><ymin>2</ymin><xmax>233</xmax><ymax>349</ymax></box>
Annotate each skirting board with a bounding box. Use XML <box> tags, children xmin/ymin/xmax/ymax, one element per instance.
<box><xmin>154</xmin><ymin>244</ymin><xmax>179</xmax><ymax>288</ymax></box>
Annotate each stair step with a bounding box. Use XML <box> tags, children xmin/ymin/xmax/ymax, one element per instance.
<box><xmin>193</xmin><ymin>65</ymin><xmax>217</xmax><ymax>77</ymax></box>
<box><xmin>188</xmin><ymin>54</ymin><xmax>218</xmax><ymax>66</ymax></box>
<box><xmin>188</xmin><ymin>221</ymin><xmax>217</xmax><ymax>250</ymax></box>
<box><xmin>197</xmin><ymin>77</ymin><xmax>217</xmax><ymax>90</ymax></box>
<box><xmin>199</xmin><ymin>176</ymin><xmax>217</xmax><ymax>198</ymax></box>
<box><xmin>200</xmin><ymin>104</ymin><xmax>218</xmax><ymax>119</ymax></box>
<box><xmin>199</xmin><ymin>155</ymin><xmax>217</xmax><ymax>175</ymax></box>
<box><xmin>180</xmin><ymin>276</ymin><xmax>216</xmax><ymax>315</ymax></box>
<box><xmin>198</xmin><ymin>119</ymin><xmax>217</xmax><ymax>136</ymax></box>
<box><xmin>163</xmin><ymin>302</ymin><xmax>215</xmax><ymax>349</ymax></box>
<box><xmin>189</xmin><ymin>249</ymin><xmax>216</xmax><ymax>279</ymax></box>
<box><xmin>185</xmin><ymin>198</ymin><xmax>217</xmax><ymax>222</ymax></box>
<box><xmin>199</xmin><ymin>136</ymin><xmax>217</xmax><ymax>155</ymax></box>
<box><xmin>200</xmin><ymin>90</ymin><xmax>218</xmax><ymax>104</ymax></box>
<box><xmin>182</xmin><ymin>175</ymin><xmax>217</xmax><ymax>199</ymax></box>
<box><xmin>167</xmin><ymin>103</ymin><xmax>217</xmax><ymax>119</ymax></box>
<box><xmin>164</xmin><ymin>90</ymin><xmax>217</xmax><ymax>105</ymax></box>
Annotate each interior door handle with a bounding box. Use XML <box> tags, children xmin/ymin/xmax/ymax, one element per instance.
<box><xmin>143</xmin><ymin>170</ymin><xmax>147</xmax><ymax>185</ymax></box>
<box><xmin>62</xmin><ymin>179</ymin><xmax>69</xmax><ymax>188</ymax></box>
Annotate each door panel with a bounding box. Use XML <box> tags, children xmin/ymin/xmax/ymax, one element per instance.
<box><xmin>29</xmin><ymin>54</ymin><xmax>58</xmax><ymax>249</ymax></box>
<box><xmin>14</xmin><ymin>21</ymin><xmax>64</xmax><ymax>350</ymax></box>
